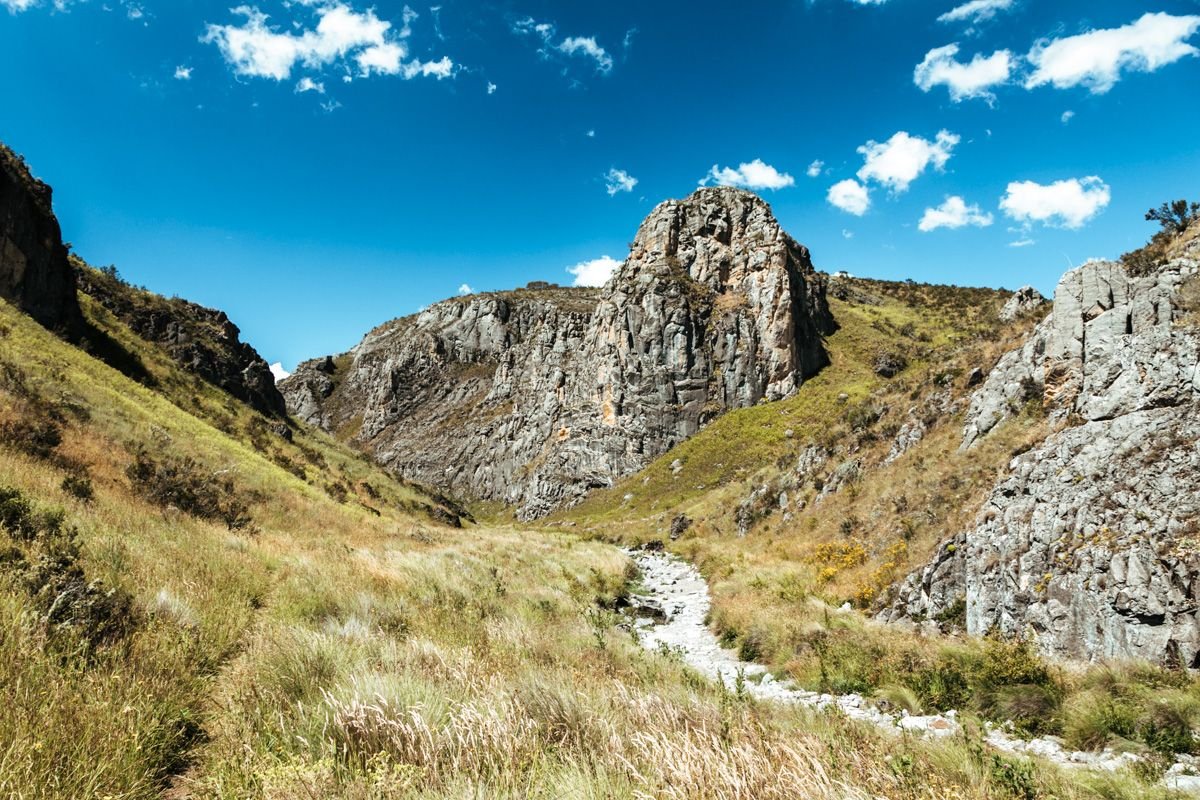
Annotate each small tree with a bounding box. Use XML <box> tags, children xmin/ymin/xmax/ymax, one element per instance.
<box><xmin>1146</xmin><ymin>200</ymin><xmax>1200</xmax><ymax>237</ymax></box>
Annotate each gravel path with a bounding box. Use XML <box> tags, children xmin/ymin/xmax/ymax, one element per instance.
<box><xmin>627</xmin><ymin>548</ymin><xmax>1200</xmax><ymax>793</ymax></box>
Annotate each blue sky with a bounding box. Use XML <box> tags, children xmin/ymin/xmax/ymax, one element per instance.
<box><xmin>2</xmin><ymin>0</ymin><xmax>1199</xmax><ymax>372</ymax></box>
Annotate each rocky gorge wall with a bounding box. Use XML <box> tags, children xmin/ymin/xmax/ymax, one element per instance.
<box><xmin>75</xmin><ymin>265</ymin><xmax>287</xmax><ymax>418</ymax></box>
<box><xmin>282</xmin><ymin>187</ymin><xmax>834</xmax><ymax>518</ymax></box>
<box><xmin>0</xmin><ymin>144</ymin><xmax>81</xmax><ymax>333</ymax></box>
<box><xmin>885</xmin><ymin>248</ymin><xmax>1200</xmax><ymax>667</ymax></box>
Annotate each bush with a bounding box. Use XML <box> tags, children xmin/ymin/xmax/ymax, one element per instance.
<box><xmin>1063</xmin><ymin>691</ymin><xmax>1137</xmax><ymax>751</ymax></box>
<box><xmin>911</xmin><ymin>652</ymin><xmax>972</xmax><ymax>711</ymax></box>
<box><xmin>1</xmin><ymin>416</ymin><xmax>63</xmax><ymax>460</ymax></box>
<box><xmin>979</xmin><ymin>683</ymin><xmax>1061</xmax><ymax>737</ymax></box>
<box><xmin>1121</xmin><ymin>199</ymin><xmax>1200</xmax><ymax>276</ymax></box>
<box><xmin>872</xmin><ymin>350</ymin><xmax>908</xmax><ymax>378</ymax></box>
<box><xmin>0</xmin><ymin>485</ymin><xmax>139</xmax><ymax>650</ymax></box>
<box><xmin>1147</xmin><ymin>199</ymin><xmax>1200</xmax><ymax>236</ymax></box>
<box><xmin>61</xmin><ymin>473</ymin><xmax>95</xmax><ymax>503</ymax></box>
<box><xmin>1139</xmin><ymin>698</ymin><xmax>1199</xmax><ymax>756</ymax></box>
<box><xmin>125</xmin><ymin>447</ymin><xmax>251</xmax><ymax>530</ymax></box>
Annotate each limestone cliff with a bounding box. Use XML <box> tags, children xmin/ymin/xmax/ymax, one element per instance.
<box><xmin>282</xmin><ymin>187</ymin><xmax>833</xmax><ymax>518</ymax></box>
<box><xmin>885</xmin><ymin>249</ymin><xmax>1200</xmax><ymax>666</ymax></box>
<box><xmin>0</xmin><ymin>143</ymin><xmax>81</xmax><ymax>332</ymax></box>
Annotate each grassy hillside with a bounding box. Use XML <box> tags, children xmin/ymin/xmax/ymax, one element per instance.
<box><xmin>550</xmin><ymin>277</ymin><xmax>1200</xmax><ymax>764</ymax></box>
<box><xmin>0</xmin><ymin>273</ymin><xmax>1179</xmax><ymax>798</ymax></box>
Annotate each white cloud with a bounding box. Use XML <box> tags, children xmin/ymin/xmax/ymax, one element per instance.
<box><xmin>457</xmin><ymin>283</ymin><xmax>474</xmax><ymax>295</ymax></box>
<box><xmin>558</xmin><ymin>36</ymin><xmax>612</xmax><ymax>73</ymax></box>
<box><xmin>269</xmin><ymin>362</ymin><xmax>291</xmax><ymax>382</ymax></box>
<box><xmin>937</xmin><ymin>0</ymin><xmax>1014</xmax><ymax>26</ymax></box>
<box><xmin>828</xmin><ymin>179</ymin><xmax>871</xmax><ymax>216</ymax></box>
<box><xmin>295</xmin><ymin>76</ymin><xmax>324</xmax><ymax>93</ymax></box>
<box><xmin>5</xmin><ymin>0</ymin><xmax>147</xmax><ymax>14</ymax></box>
<box><xmin>918</xmin><ymin>195</ymin><xmax>994</xmax><ymax>232</ymax></box>
<box><xmin>487</xmin><ymin>81</ymin><xmax>497</xmax><ymax>94</ymax></box>
<box><xmin>856</xmin><ymin>130</ymin><xmax>959</xmax><ymax>193</ymax></box>
<box><xmin>842</xmin><ymin>229</ymin><xmax>854</xmax><ymax>239</ymax></box>
<box><xmin>567</xmin><ymin>255</ymin><xmax>622</xmax><ymax>287</ymax></box>
<box><xmin>1061</xmin><ymin>110</ymin><xmax>1075</xmax><ymax>124</ymax></box>
<box><xmin>702</xmin><ymin>159</ymin><xmax>794</xmax><ymax>191</ymax></box>
<box><xmin>806</xmin><ymin>159</ymin><xmax>824</xmax><ymax>178</ymax></box>
<box><xmin>513</xmin><ymin>17</ymin><xmax>613</xmax><ymax>76</ymax></box>
<box><xmin>914</xmin><ymin>44</ymin><xmax>1012</xmax><ymax>103</ymax></box>
<box><xmin>174</xmin><ymin>65</ymin><xmax>192</xmax><ymax>80</ymax></box>
<box><xmin>605</xmin><ymin>168</ymin><xmax>637</xmax><ymax>196</ymax></box>
<box><xmin>1025</xmin><ymin>12</ymin><xmax>1200</xmax><ymax>94</ymax></box>
<box><xmin>1000</xmin><ymin>176</ymin><xmax>1111</xmax><ymax>229</ymax></box>
<box><xmin>1009</xmin><ymin>238</ymin><xmax>1036</xmax><ymax>247</ymax></box>
<box><xmin>400</xmin><ymin>55</ymin><xmax>453</xmax><ymax>79</ymax></box>
<box><xmin>202</xmin><ymin>3</ymin><xmax>454</xmax><ymax>83</ymax></box>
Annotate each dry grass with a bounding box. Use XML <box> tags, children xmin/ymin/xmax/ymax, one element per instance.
<box><xmin>0</xmin><ymin>284</ymin><xmax>1180</xmax><ymax>800</ymax></box>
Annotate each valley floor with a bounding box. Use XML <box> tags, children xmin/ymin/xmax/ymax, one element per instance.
<box><xmin>0</xmin><ymin>285</ymin><xmax>1195</xmax><ymax>798</ymax></box>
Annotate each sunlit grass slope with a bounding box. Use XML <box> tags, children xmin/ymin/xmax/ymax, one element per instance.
<box><xmin>0</xmin><ymin>276</ymin><xmax>1175</xmax><ymax>799</ymax></box>
<box><xmin>552</xmin><ymin>277</ymin><xmax>1200</xmax><ymax>768</ymax></box>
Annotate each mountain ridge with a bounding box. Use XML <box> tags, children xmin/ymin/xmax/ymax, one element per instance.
<box><xmin>282</xmin><ymin>186</ymin><xmax>834</xmax><ymax>518</ymax></box>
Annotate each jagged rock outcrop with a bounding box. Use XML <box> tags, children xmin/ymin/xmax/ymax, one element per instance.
<box><xmin>999</xmin><ymin>285</ymin><xmax>1046</xmax><ymax>322</ymax></box>
<box><xmin>885</xmin><ymin>255</ymin><xmax>1200</xmax><ymax>666</ymax></box>
<box><xmin>283</xmin><ymin>187</ymin><xmax>833</xmax><ymax>518</ymax></box>
<box><xmin>0</xmin><ymin>144</ymin><xmax>82</xmax><ymax>332</ymax></box>
<box><xmin>76</xmin><ymin>265</ymin><xmax>287</xmax><ymax>417</ymax></box>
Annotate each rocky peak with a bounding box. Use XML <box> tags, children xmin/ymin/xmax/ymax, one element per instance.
<box><xmin>282</xmin><ymin>188</ymin><xmax>832</xmax><ymax>518</ymax></box>
<box><xmin>0</xmin><ymin>143</ymin><xmax>82</xmax><ymax>333</ymax></box>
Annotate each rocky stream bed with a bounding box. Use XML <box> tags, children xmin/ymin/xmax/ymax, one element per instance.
<box><xmin>626</xmin><ymin>548</ymin><xmax>1200</xmax><ymax>794</ymax></box>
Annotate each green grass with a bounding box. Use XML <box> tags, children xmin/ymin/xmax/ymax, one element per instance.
<box><xmin>0</xmin><ymin>274</ymin><xmax>1186</xmax><ymax>799</ymax></box>
<box><xmin>548</xmin><ymin>275</ymin><xmax>1200</xmax><ymax>764</ymax></box>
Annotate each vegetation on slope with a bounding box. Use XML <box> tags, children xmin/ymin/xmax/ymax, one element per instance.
<box><xmin>551</xmin><ymin>275</ymin><xmax>1200</xmax><ymax>768</ymax></box>
<box><xmin>0</xmin><ymin>272</ymin><xmax>1177</xmax><ymax>798</ymax></box>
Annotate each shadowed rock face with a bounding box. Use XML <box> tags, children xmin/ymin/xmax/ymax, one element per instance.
<box><xmin>886</xmin><ymin>255</ymin><xmax>1200</xmax><ymax>666</ymax></box>
<box><xmin>283</xmin><ymin>187</ymin><xmax>833</xmax><ymax>518</ymax></box>
<box><xmin>0</xmin><ymin>144</ymin><xmax>82</xmax><ymax>333</ymax></box>
<box><xmin>75</xmin><ymin>265</ymin><xmax>288</xmax><ymax>418</ymax></box>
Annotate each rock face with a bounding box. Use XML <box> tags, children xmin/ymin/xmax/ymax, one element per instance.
<box><xmin>76</xmin><ymin>265</ymin><xmax>287</xmax><ymax>418</ymax></box>
<box><xmin>0</xmin><ymin>144</ymin><xmax>82</xmax><ymax>332</ymax></box>
<box><xmin>283</xmin><ymin>187</ymin><xmax>833</xmax><ymax>518</ymax></box>
<box><xmin>886</xmin><ymin>256</ymin><xmax>1200</xmax><ymax>666</ymax></box>
<box><xmin>999</xmin><ymin>285</ymin><xmax>1046</xmax><ymax>322</ymax></box>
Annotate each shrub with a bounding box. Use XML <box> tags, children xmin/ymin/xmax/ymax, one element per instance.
<box><xmin>1147</xmin><ymin>199</ymin><xmax>1200</xmax><ymax>236</ymax></box>
<box><xmin>872</xmin><ymin>350</ymin><xmax>908</xmax><ymax>378</ymax></box>
<box><xmin>0</xmin><ymin>485</ymin><xmax>139</xmax><ymax>650</ymax></box>
<box><xmin>979</xmin><ymin>683</ymin><xmax>1061</xmax><ymax>737</ymax></box>
<box><xmin>1063</xmin><ymin>691</ymin><xmax>1137</xmax><ymax>751</ymax></box>
<box><xmin>61</xmin><ymin>473</ymin><xmax>95</xmax><ymax>503</ymax></box>
<box><xmin>1139</xmin><ymin>698</ymin><xmax>1199</xmax><ymax>756</ymax></box>
<box><xmin>843</xmin><ymin>401</ymin><xmax>883</xmax><ymax>432</ymax></box>
<box><xmin>972</xmin><ymin>636</ymin><xmax>1054</xmax><ymax>690</ymax></box>
<box><xmin>1122</xmin><ymin>199</ymin><xmax>1200</xmax><ymax>275</ymax></box>
<box><xmin>125</xmin><ymin>446</ymin><xmax>251</xmax><ymax>530</ymax></box>
<box><xmin>911</xmin><ymin>652</ymin><xmax>972</xmax><ymax>711</ymax></box>
<box><xmin>1</xmin><ymin>415</ymin><xmax>63</xmax><ymax>460</ymax></box>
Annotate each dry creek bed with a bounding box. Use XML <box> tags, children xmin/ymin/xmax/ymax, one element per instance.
<box><xmin>626</xmin><ymin>548</ymin><xmax>1200</xmax><ymax>794</ymax></box>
